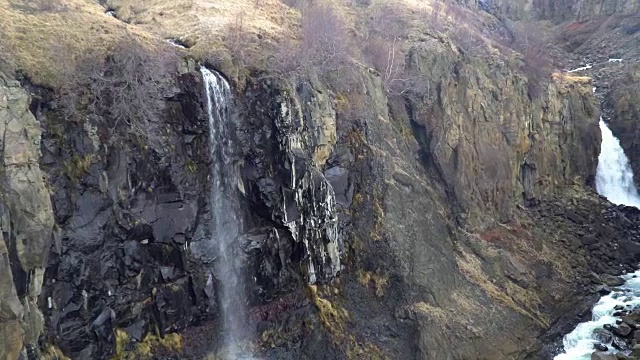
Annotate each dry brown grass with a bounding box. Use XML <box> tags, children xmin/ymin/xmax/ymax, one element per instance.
<box><xmin>0</xmin><ymin>0</ymin><xmax>159</xmax><ymax>86</ymax></box>
<box><xmin>455</xmin><ymin>248</ymin><xmax>549</xmax><ymax>327</ymax></box>
<box><xmin>552</xmin><ymin>72</ymin><xmax>592</xmax><ymax>84</ymax></box>
<box><xmin>0</xmin><ymin>0</ymin><xmax>510</xmax><ymax>87</ymax></box>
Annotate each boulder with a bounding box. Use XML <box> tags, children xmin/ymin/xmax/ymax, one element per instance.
<box><xmin>591</xmin><ymin>351</ymin><xmax>617</xmax><ymax>360</ymax></box>
<box><xmin>594</xmin><ymin>343</ymin><xmax>608</xmax><ymax>351</ymax></box>
<box><xmin>596</xmin><ymin>285</ymin><xmax>613</xmax><ymax>295</ymax></box>
<box><xmin>612</xmin><ymin>336</ymin><xmax>631</xmax><ymax>351</ymax></box>
<box><xmin>593</xmin><ymin>328</ymin><xmax>614</xmax><ymax>344</ymax></box>
<box><xmin>601</xmin><ymin>274</ymin><xmax>625</xmax><ymax>287</ymax></box>
<box><xmin>614</xmin><ymin>323</ymin><xmax>633</xmax><ymax>337</ymax></box>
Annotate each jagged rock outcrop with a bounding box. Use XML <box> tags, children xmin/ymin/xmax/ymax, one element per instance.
<box><xmin>0</xmin><ymin>71</ymin><xmax>54</xmax><ymax>358</ymax></box>
<box><xmin>17</xmin><ymin>59</ymin><xmax>345</xmax><ymax>358</ymax></box>
<box><xmin>404</xmin><ymin>41</ymin><xmax>599</xmax><ymax>228</ymax></box>
<box><xmin>603</xmin><ymin>64</ymin><xmax>640</xmax><ymax>188</ymax></box>
<box><xmin>488</xmin><ymin>0</ymin><xmax>640</xmax><ymax>21</ymax></box>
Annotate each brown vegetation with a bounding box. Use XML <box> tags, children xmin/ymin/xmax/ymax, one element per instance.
<box><xmin>55</xmin><ymin>36</ymin><xmax>178</xmax><ymax>141</ymax></box>
<box><xmin>507</xmin><ymin>22</ymin><xmax>553</xmax><ymax>99</ymax></box>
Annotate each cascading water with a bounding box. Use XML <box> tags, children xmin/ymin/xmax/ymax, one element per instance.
<box><xmin>201</xmin><ymin>67</ymin><xmax>254</xmax><ymax>359</ymax></box>
<box><xmin>595</xmin><ymin>118</ymin><xmax>640</xmax><ymax>207</ymax></box>
<box><xmin>554</xmin><ymin>116</ymin><xmax>640</xmax><ymax>359</ymax></box>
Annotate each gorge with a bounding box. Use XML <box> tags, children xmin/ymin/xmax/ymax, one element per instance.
<box><xmin>3</xmin><ymin>0</ymin><xmax>640</xmax><ymax>359</ymax></box>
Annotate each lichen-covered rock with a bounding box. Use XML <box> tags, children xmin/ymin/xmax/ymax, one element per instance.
<box><xmin>0</xmin><ymin>71</ymin><xmax>54</xmax><ymax>357</ymax></box>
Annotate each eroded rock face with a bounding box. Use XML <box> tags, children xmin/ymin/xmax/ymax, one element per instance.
<box><xmin>604</xmin><ymin>65</ymin><xmax>640</xmax><ymax>189</ymax></box>
<box><xmin>0</xmin><ymin>71</ymin><xmax>54</xmax><ymax>357</ymax></box>
<box><xmin>239</xmin><ymin>79</ymin><xmax>342</xmax><ymax>293</ymax></box>
<box><xmin>488</xmin><ymin>0</ymin><xmax>640</xmax><ymax>21</ymax></box>
<box><xmin>0</xmin><ymin>27</ymin><xmax>624</xmax><ymax>360</ymax></box>
<box><xmin>403</xmin><ymin>38</ymin><xmax>599</xmax><ymax>229</ymax></box>
<box><xmin>25</xmin><ymin>64</ymin><xmax>345</xmax><ymax>358</ymax></box>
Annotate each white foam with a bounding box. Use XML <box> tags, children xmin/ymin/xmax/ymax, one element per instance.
<box><xmin>554</xmin><ymin>271</ymin><xmax>640</xmax><ymax>359</ymax></box>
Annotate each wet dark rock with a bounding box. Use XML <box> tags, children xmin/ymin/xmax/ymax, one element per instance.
<box><xmin>602</xmin><ymin>274</ymin><xmax>626</xmax><ymax>287</ymax></box>
<box><xmin>597</xmin><ymin>285</ymin><xmax>613</xmax><ymax>295</ymax></box>
<box><xmin>92</xmin><ymin>308</ymin><xmax>116</xmax><ymax>346</ymax></box>
<box><xmin>566</xmin><ymin>211</ymin><xmax>587</xmax><ymax>224</ymax></box>
<box><xmin>594</xmin><ymin>343</ymin><xmax>609</xmax><ymax>351</ymax></box>
<box><xmin>614</xmin><ymin>323</ymin><xmax>633</xmax><ymax>337</ymax></box>
<box><xmin>613</xmin><ymin>336</ymin><xmax>631</xmax><ymax>351</ymax></box>
<box><xmin>594</xmin><ymin>328</ymin><xmax>614</xmax><ymax>344</ymax></box>
<box><xmin>624</xmin><ymin>313</ymin><xmax>640</xmax><ymax>327</ymax></box>
<box><xmin>592</xmin><ymin>351</ymin><xmax>618</xmax><ymax>360</ymax></box>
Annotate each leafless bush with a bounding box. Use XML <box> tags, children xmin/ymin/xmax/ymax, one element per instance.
<box><xmin>361</xmin><ymin>5</ymin><xmax>422</xmax><ymax>95</ymax></box>
<box><xmin>271</xmin><ymin>3</ymin><xmax>355</xmax><ymax>91</ymax></box>
<box><xmin>225</xmin><ymin>13</ymin><xmax>253</xmax><ymax>68</ymax></box>
<box><xmin>430</xmin><ymin>0</ymin><xmax>469</xmax><ymax>31</ymax></box>
<box><xmin>31</xmin><ymin>0</ymin><xmax>65</xmax><ymax>12</ymax></box>
<box><xmin>509</xmin><ymin>23</ymin><xmax>552</xmax><ymax>99</ymax></box>
<box><xmin>300</xmin><ymin>4</ymin><xmax>351</xmax><ymax>74</ymax></box>
<box><xmin>362</xmin><ymin>36</ymin><xmax>411</xmax><ymax>94</ymax></box>
<box><xmin>55</xmin><ymin>37</ymin><xmax>178</xmax><ymax>141</ymax></box>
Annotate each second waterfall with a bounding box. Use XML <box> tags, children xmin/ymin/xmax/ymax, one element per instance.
<box><xmin>201</xmin><ymin>67</ymin><xmax>254</xmax><ymax>359</ymax></box>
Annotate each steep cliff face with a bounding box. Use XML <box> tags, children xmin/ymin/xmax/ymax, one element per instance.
<box><xmin>312</xmin><ymin>39</ymin><xmax>604</xmax><ymax>359</ymax></box>
<box><xmin>403</xmin><ymin>41</ymin><xmax>599</xmax><ymax>228</ymax></box>
<box><xmin>170</xmin><ymin>35</ymin><xmax>605</xmax><ymax>360</ymax></box>
<box><xmin>0</xmin><ymin>72</ymin><xmax>54</xmax><ymax>358</ymax></box>
<box><xmin>603</xmin><ymin>64</ymin><xmax>640</xmax><ymax>188</ymax></box>
<box><xmin>489</xmin><ymin>0</ymin><xmax>639</xmax><ymax>21</ymax></box>
<box><xmin>0</xmin><ymin>1</ymin><xmax>633</xmax><ymax>358</ymax></box>
<box><xmin>0</xmin><ymin>34</ymin><xmax>607</xmax><ymax>360</ymax></box>
<box><xmin>35</xmin><ymin>67</ymin><xmax>211</xmax><ymax>357</ymax></box>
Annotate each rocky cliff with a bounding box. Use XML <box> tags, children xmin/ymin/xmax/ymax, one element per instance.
<box><xmin>1</xmin><ymin>0</ymin><xmax>640</xmax><ymax>359</ymax></box>
<box><xmin>488</xmin><ymin>0</ymin><xmax>640</xmax><ymax>21</ymax></box>
<box><xmin>0</xmin><ymin>72</ymin><xmax>54</xmax><ymax>359</ymax></box>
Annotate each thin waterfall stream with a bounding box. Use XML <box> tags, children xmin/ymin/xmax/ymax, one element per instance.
<box><xmin>554</xmin><ymin>113</ymin><xmax>640</xmax><ymax>359</ymax></box>
<box><xmin>201</xmin><ymin>67</ymin><xmax>255</xmax><ymax>359</ymax></box>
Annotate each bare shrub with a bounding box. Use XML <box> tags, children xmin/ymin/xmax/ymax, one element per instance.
<box><xmin>509</xmin><ymin>23</ymin><xmax>552</xmax><ymax>99</ymax></box>
<box><xmin>362</xmin><ymin>36</ymin><xmax>411</xmax><ymax>94</ymax></box>
<box><xmin>361</xmin><ymin>5</ymin><xmax>418</xmax><ymax>95</ymax></box>
<box><xmin>24</xmin><ymin>0</ymin><xmax>66</xmax><ymax>12</ymax></box>
<box><xmin>225</xmin><ymin>13</ymin><xmax>253</xmax><ymax>68</ymax></box>
<box><xmin>270</xmin><ymin>2</ymin><xmax>356</xmax><ymax>92</ymax></box>
<box><xmin>299</xmin><ymin>4</ymin><xmax>351</xmax><ymax>74</ymax></box>
<box><xmin>55</xmin><ymin>37</ymin><xmax>178</xmax><ymax>141</ymax></box>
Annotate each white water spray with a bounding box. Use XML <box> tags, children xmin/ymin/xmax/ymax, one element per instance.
<box><xmin>201</xmin><ymin>67</ymin><xmax>254</xmax><ymax>359</ymax></box>
<box><xmin>596</xmin><ymin>118</ymin><xmax>640</xmax><ymax>207</ymax></box>
<box><xmin>554</xmin><ymin>271</ymin><xmax>640</xmax><ymax>360</ymax></box>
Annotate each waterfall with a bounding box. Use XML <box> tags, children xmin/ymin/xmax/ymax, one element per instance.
<box><xmin>595</xmin><ymin>118</ymin><xmax>640</xmax><ymax>207</ymax></box>
<box><xmin>554</xmin><ymin>118</ymin><xmax>640</xmax><ymax>359</ymax></box>
<box><xmin>201</xmin><ymin>67</ymin><xmax>254</xmax><ymax>359</ymax></box>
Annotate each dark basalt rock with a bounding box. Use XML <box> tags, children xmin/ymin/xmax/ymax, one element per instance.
<box><xmin>594</xmin><ymin>343</ymin><xmax>608</xmax><ymax>351</ymax></box>
<box><xmin>593</xmin><ymin>328</ymin><xmax>614</xmax><ymax>344</ymax></box>
<box><xmin>613</xmin><ymin>336</ymin><xmax>631</xmax><ymax>351</ymax></box>
<box><xmin>614</xmin><ymin>323</ymin><xmax>633</xmax><ymax>337</ymax></box>
<box><xmin>31</xmin><ymin>69</ymin><xmax>348</xmax><ymax>358</ymax></box>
